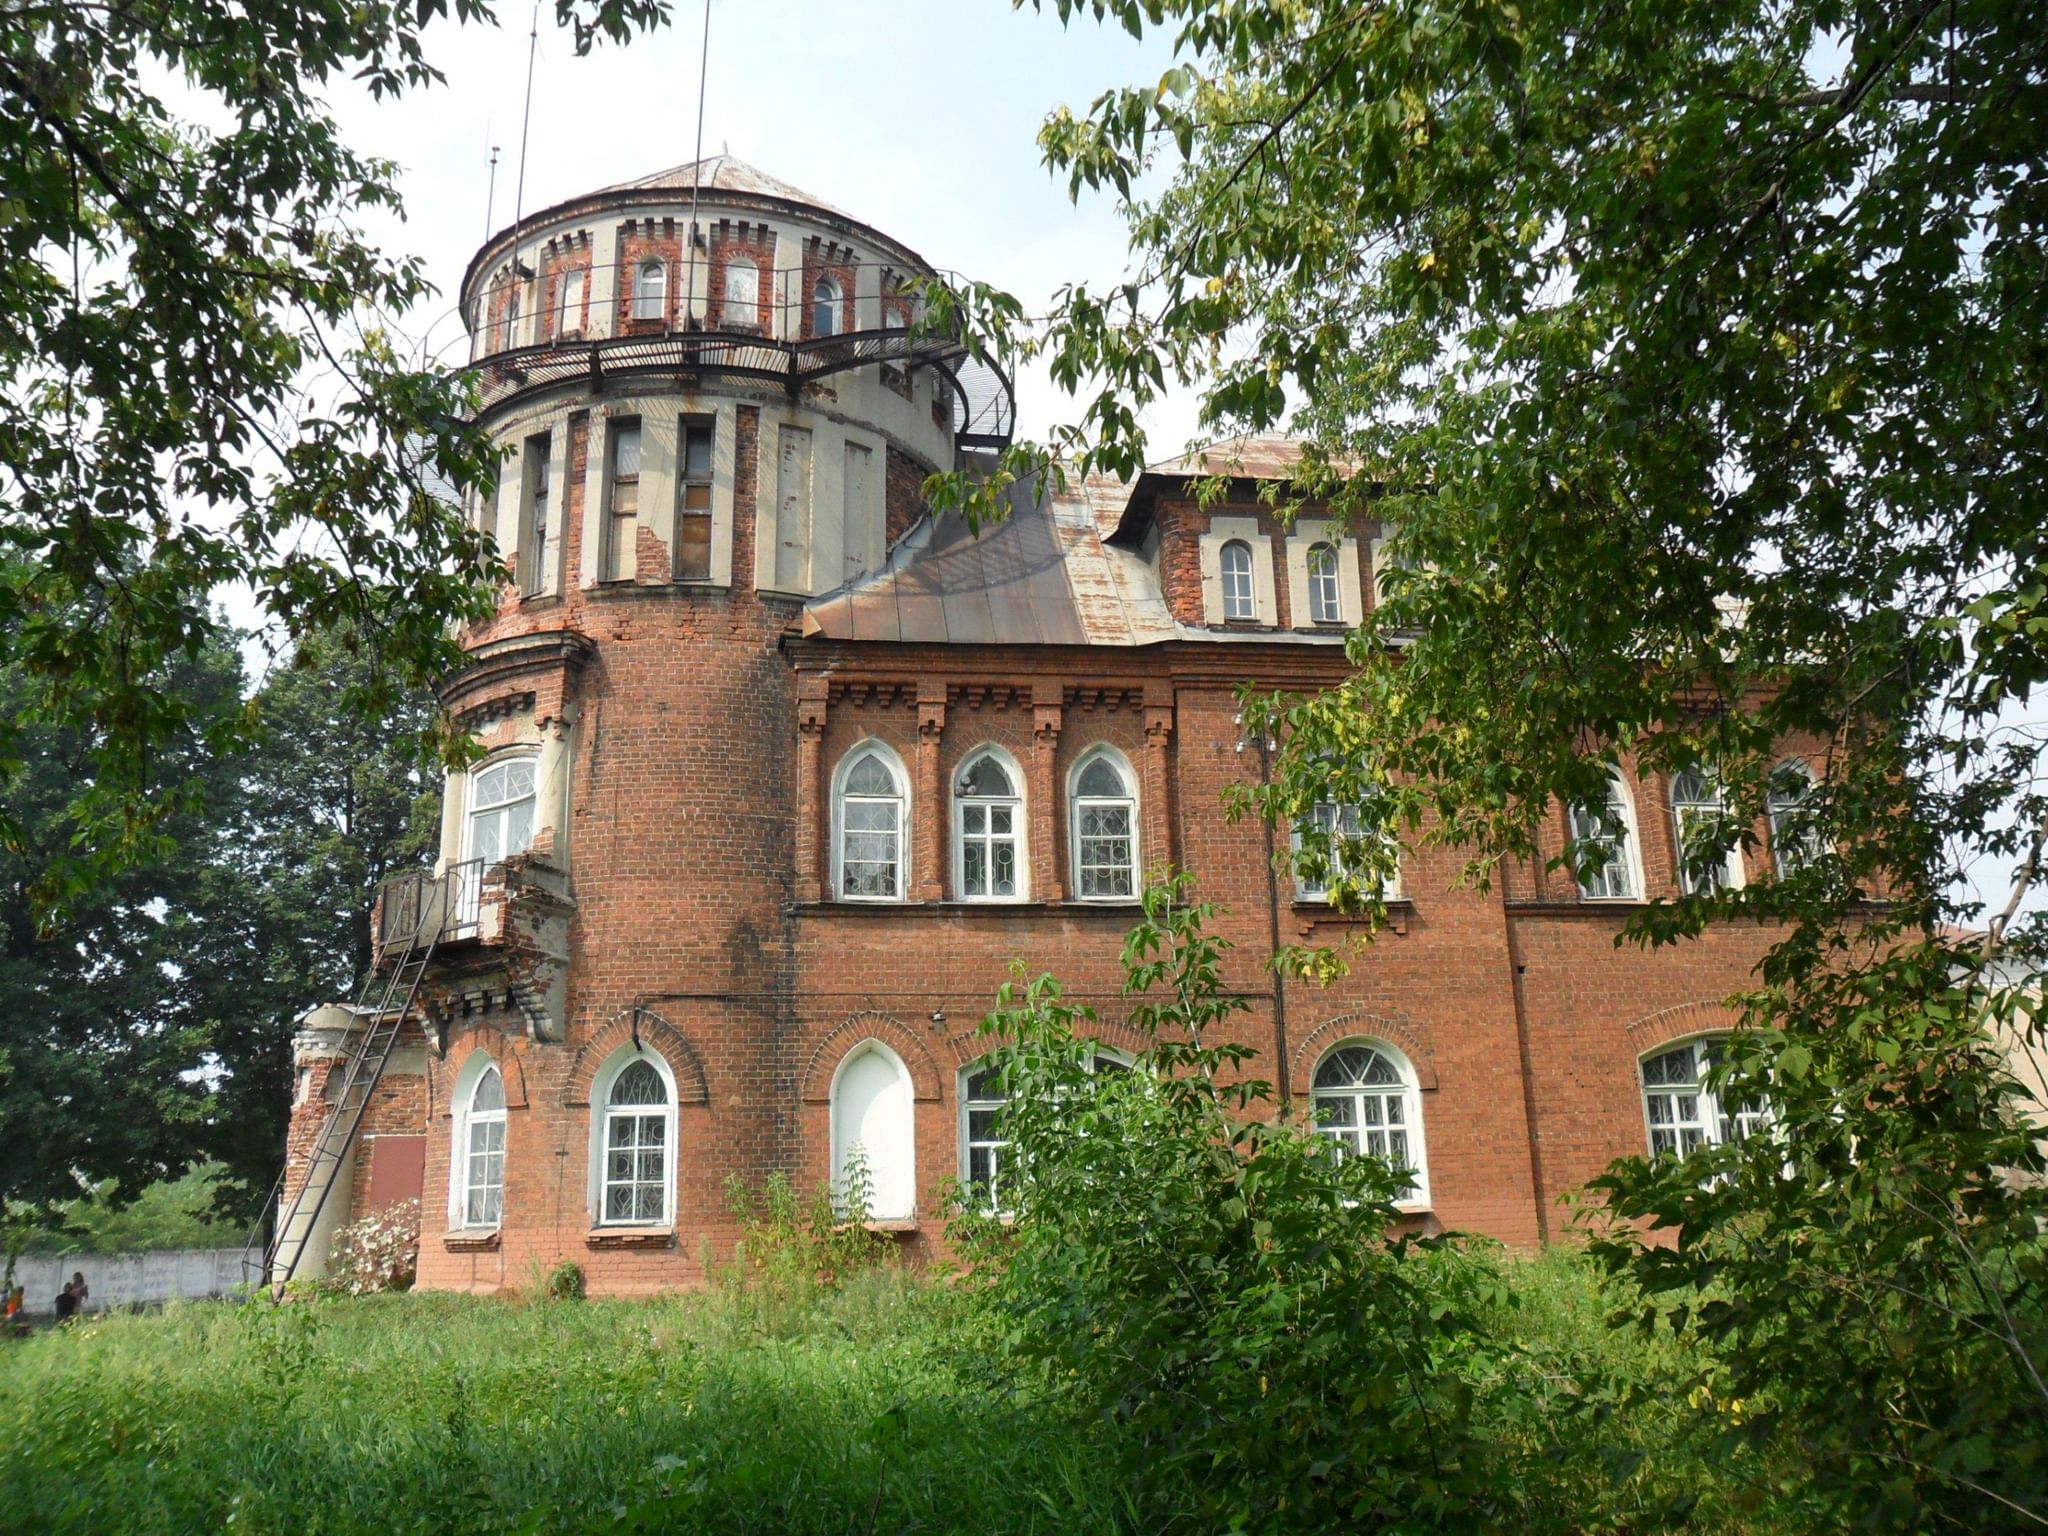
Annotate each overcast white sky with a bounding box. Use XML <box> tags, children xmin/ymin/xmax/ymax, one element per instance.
<box><xmin>331</xmin><ymin>0</ymin><xmax>1201</xmax><ymax>453</ymax></box>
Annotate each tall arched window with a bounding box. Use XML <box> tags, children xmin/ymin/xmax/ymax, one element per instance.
<box><xmin>499</xmin><ymin>285</ymin><xmax>521</xmax><ymax>352</ymax></box>
<box><xmin>831</xmin><ymin>1042</ymin><xmax>915</xmax><ymax>1220</ymax></box>
<box><xmin>455</xmin><ymin>1061</ymin><xmax>506</xmax><ymax>1228</ymax></box>
<box><xmin>1568</xmin><ymin>773</ymin><xmax>1642</xmax><ymax>900</ymax></box>
<box><xmin>955</xmin><ymin>748</ymin><xmax>1024</xmax><ymax>900</ymax></box>
<box><xmin>630</xmin><ymin>259</ymin><xmax>665</xmax><ymax>321</ymax></box>
<box><xmin>1670</xmin><ymin>766</ymin><xmax>1743</xmax><ymax>894</ymax></box>
<box><xmin>597</xmin><ymin>1056</ymin><xmax>673</xmax><ymax>1225</ymax></box>
<box><xmin>835</xmin><ymin>743</ymin><xmax>908</xmax><ymax>901</ymax></box>
<box><xmin>1310</xmin><ymin>1042</ymin><xmax>1427</xmax><ymax>1202</ymax></box>
<box><xmin>466</xmin><ymin>755</ymin><xmax>537</xmax><ymax>867</ymax></box>
<box><xmin>1306</xmin><ymin>542</ymin><xmax>1343</xmax><ymax>624</ymax></box>
<box><xmin>1767</xmin><ymin>760</ymin><xmax>1822</xmax><ymax>877</ymax></box>
<box><xmin>722</xmin><ymin>257</ymin><xmax>758</xmax><ymax>325</ymax></box>
<box><xmin>812</xmin><ymin>277</ymin><xmax>843</xmax><ymax>338</ymax></box>
<box><xmin>1070</xmin><ymin>748</ymin><xmax>1139</xmax><ymax>901</ymax></box>
<box><xmin>1220</xmin><ymin>539</ymin><xmax>1256</xmax><ymax>621</ymax></box>
<box><xmin>1641</xmin><ymin>1039</ymin><xmax>1769</xmax><ymax>1156</ymax></box>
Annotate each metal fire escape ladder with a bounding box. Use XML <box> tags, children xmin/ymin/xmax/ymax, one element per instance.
<box><xmin>243</xmin><ymin>909</ymin><xmax>442</xmax><ymax>1294</ymax></box>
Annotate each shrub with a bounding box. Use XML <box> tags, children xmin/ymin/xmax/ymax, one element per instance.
<box><xmin>320</xmin><ymin>1198</ymin><xmax>419</xmax><ymax>1296</ymax></box>
<box><xmin>542</xmin><ymin>1259</ymin><xmax>584</xmax><ymax>1302</ymax></box>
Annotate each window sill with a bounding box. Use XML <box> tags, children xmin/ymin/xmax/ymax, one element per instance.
<box><xmin>792</xmin><ymin>899</ymin><xmax>1144</xmax><ymax>917</ymax></box>
<box><xmin>583</xmin><ymin>579</ymin><xmax>731</xmax><ymax>598</ymax></box>
<box><xmin>832</xmin><ymin>1218</ymin><xmax>919</xmax><ymax>1236</ymax></box>
<box><xmin>585</xmin><ymin>1226</ymin><xmax>675</xmax><ymax>1251</ymax></box>
<box><xmin>1502</xmin><ymin>898</ymin><xmax>1656</xmax><ymax>915</ymax></box>
<box><xmin>443</xmin><ymin>1229</ymin><xmax>501</xmax><ymax>1252</ymax></box>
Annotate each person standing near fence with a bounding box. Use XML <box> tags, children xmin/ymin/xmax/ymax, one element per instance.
<box><xmin>52</xmin><ymin>1280</ymin><xmax>77</xmax><ymax>1323</ymax></box>
<box><xmin>69</xmin><ymin>1272</ymin><xmax>87</xmax><ymax>1315</ymax></box>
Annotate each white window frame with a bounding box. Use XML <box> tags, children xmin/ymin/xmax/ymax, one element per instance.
<box><xmin>958</xmin><ymin>1047</ymin><xmax>1132</xmax><ymax>1214</ymax></box>
<box><xmin>832</xmin><ymin>741</ymin><xmax>910</xmax><ymax>902</ymax></box>
<box><xmin>1670</xmin><ymin>766</ymin><xmax>1745</xmax><ymax>895</ymax></box>
<box><xmin>587</xmin><ymin>1048</ymin><xmax>678</xmax><ymax>1228</ymax></box>
<box><xmin>830</xmin><ymin>1040</ymin><xmax>916</xmax><ymax>1221</ymax></box>
<box><xmin>631</xmin><ymin>259</ymin><xmax>666</xmax><ymax>321</ymax></box>
<box><xmin>450</xmin><ymin>1056</ymin><xmax>507</xmax><ymax>1231</ymax></box>
<box><xmin>812</xmin><ymin>276</ymin><xmax>843</xmax><ymax>337</ymax></box>
<box><xmin>1292</xmin><ymin>801</ymin><xmax>1402</xmax><ymax>903</ymax></box>
<box><xmin>462</xmin><ymin>752</ymin><xmax>539</xmax><ymax>869</ymax></box>
<box><xmin>723</xmin><ymin>256</ymin><xmax>759</xmax><ymax>326</ymax></box>
<box><xmin>1308</xmin><ymin>1040</ymin><xmax>1429</xmax><ymax>1206</ymax></box>
<box><xmin>1767</xmin><ymin>759</ymin><xmax>1823</xmax><ymax>878</ymax></box>
<box><xmin>1069</xmin><ymin>746</ymin><xmax>1140</xmax><ymax>902</ymax></box>
<box><xmin>556</xmin><ymin>267</ymin><xmax>586</xmax><ymax>338</ymax></box>
<box><xmin>953</xmin><ymin>745</ymin><xmax>1027</xmax><ymax>902</ymax></box>
<box><xmin>1640</xmin><ymin>1038</ymin><xmax>1771</xmax><ymax>1158</ymax></box>
<box><xmin>1568</xmin><ymin>773</ymin><xmax>1644</xmax><ymax>901</ymax></box>
<box><xmin>1306</xmin><ymin>541</ymin><xmax>1343</xmax><ymax>624</ymax></box>
<box><xmin>1219</xmin><ymin>539</ymin><xmax>1256</xmax><ymax>621</ymax></box>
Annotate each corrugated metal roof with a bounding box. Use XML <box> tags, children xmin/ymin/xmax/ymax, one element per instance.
<box><xmin>601</xmin><ymin>153</ymin><xmax>852</xmax><ymax>219</ymax></box>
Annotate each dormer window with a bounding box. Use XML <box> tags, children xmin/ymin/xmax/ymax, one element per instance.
<box><xmin>1220</xmin><ymin>540</ymin><xmax>1256</xmax><ymax>621</ymax></box>
<box><xmin>812</xmin><ymin>277</ymin><xmax>843</xmax><ymax>338</ymax></box>
<box><xmin>723</xmin><ymin>257</ymin><xmax>758</xmax><ymax>326</ymax></box>
<box><xmin>632</xmin><ymin>259</ymin><xmax>665</xmax><ymax>321</ymax></box>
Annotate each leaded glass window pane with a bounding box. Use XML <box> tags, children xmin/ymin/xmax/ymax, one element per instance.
<box><xmin>1309</xmin><ymin>1045</ymin><xmax>1421</xmax><ymax>1198</ymax></box>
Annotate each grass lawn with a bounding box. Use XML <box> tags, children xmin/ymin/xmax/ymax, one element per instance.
<box><xmin>0</xmin><ymin>1270</ymin><xmax>1125</xmax><ymax>1536</ymax></box>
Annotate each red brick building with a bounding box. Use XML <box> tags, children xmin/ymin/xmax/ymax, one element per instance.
<box><xmin>277</xmin><ymin>158</ymin><xmax>1802</xmax><ymax>1294</ymax></box>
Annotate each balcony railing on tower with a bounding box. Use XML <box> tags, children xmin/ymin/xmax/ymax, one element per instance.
<box><xmin>375</xmin><ymin>858</ymin><xmax>485</xmax><ymax>959</ymax></box>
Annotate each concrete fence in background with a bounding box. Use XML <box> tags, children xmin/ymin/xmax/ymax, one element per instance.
<box><xmin>8</xmin><ymin>1249</ymin><xmax>247</xmax><ymax>1315</ymax></box>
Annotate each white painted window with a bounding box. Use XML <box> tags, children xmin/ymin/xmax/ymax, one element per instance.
<box><xmin>812</xmin><ymin>277</ymin><xmax>843</xmax><ymax>337</ymax></box>
<box><xmin>723</xmin><ymin>256</ymin><xmax>758</xmax><ymax>325</ymax></box>
<box><xmin>1671</xmin><ymin>766</ymin><xmax>1744</xmax><ymax>895</ymax></box>
<box><xmin>499</xmin><ymin>284</ymin><xmax>520</xmax><ymax>352</ymax></box>
<box><xmin>458</xmin><ymin>1063</ymin><xmax>506</xmax><ymax>1228</ymax></box>
<box><xmin>831</xmin><ymin>1042</ymin><xmax>915</xmax><ymax>1220</ymax></box>
<box><xmin>1641</xmin><ymin>1039</ymin><xmax>1769</xmax><ymax>1157</ymax></box>
<box><xmin>1306</xmin><ymin>542</ymin><xmax>1342</xmax><ymax>624</ymax></box>
<box><xmin>1568</xmin><ymin>773</ymin><xmax>1642</xmax><ymax>900</ymax></box>
<box><xmin>599</xmin><ymin>1058</ymin><xmax>672</xmax><ymax>1225</ymax></box>
<box><xmin>556</xmin><ymin>267</ymin><xmax>585</xmax><ymax>337</ymax></box>
<box><xmin>1767</xmin><ymin>760</ymin><xmax>1823</xmax><ymax>877</ymax></box>
<box><xmin>1070</xmin><ymin>748</ymin><xmax>1139</xmax><ymax>901</ymax></box>
<box><xmin>1293</xmin><ymin>801</ymin><xmax>1401</xmax><ymax>902</ymax></box>
<box><xmin>835</xmin><ymin>743</ymin><xmax>907</xmax><ymax>901</ymax></box>
<box><xmin>1220</xmin><ymin>539</ymin><xmax>1256</xmax><ymax>621</ymax></box>
<box><xmin>959</xmin><ymin>1048</ymin><xmax>1128</xmax><ymax>1213</ymax></box>
<box><xmin>632</xmin><ymin>259</ymin><xmax>665</xmax><ymax>321</ymax></box>
<box><xmin>1311</xmin><ymin>1042</ymin><xmax>1427</xmax><ymax>1203</ymax></box>
<box><xmin>465</xmin><ymin>755</ymin><xmax>537</xmax><ymax>867</ymax></box>
<box><xmin>675</xmin><ymin>419</ymin><xmax>714</xmax><ymax>581</ymax></box>
<box><xmin>603</xmin><ymin>419</ymin><xmax>641</xmax><ymax>583</ymax></box>
<box><xmin>955</xmin><ymin>748</ymin><xmax>1024</xmax><ymax>900</ymax></box>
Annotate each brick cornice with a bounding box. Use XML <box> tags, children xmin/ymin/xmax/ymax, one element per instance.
<box><xmin>1623</xmin><ymin>999</ymin><xmax>1745</xmax><ymax>1060</ymax></box>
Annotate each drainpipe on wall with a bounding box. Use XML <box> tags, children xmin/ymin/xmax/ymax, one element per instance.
<box><xmin>1499</xmin><ymin>860</ymin><xmax>1551</xmax><ymax>1242</ymax></box>
<box><xmin>1256</xmin><ymin>729</ymin><xmax>1291</xmax><ymax>1111</ymax></box>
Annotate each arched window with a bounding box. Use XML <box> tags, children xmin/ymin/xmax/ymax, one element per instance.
<box><xmin>955</xmin><ymin>748</ymin><xmax>1024</xmax><ymax>900</ymax></box>
<box><xmin>1767</xmin><ymin>760</ymin><xmax>1822</xmax><ymax>877</ymax></box>
<box><xmin>1220</xmin><ymin>539</ymin><xmax>1256</xmax><ymax>621</ymax></box>
<box><xmin>466</xmin><ymin>755</ymin><xmax>537</xmax><ymax>867</ymax></box>
<box><xmin>1670</xmin><ymin>766</ymin><xmax>1743</xmax><ymax>895</ymax></box>
<box><xmin>835</xmin><ymin>743</ymin><xmax>908</xmax><ymax>901</ymax></box>
<box><xmin>812</xmin><ymin>277</ymin><xmax>842</xmax><ymax>338</ymax></box>
<box><xmin>831</xmin><ymin>1042</ymin><xmax>915</xmax><ymax>1220</ymax></box>
<box><xmin>1641</xmin><ymin>1039</ymin><xmax>1769</xmax><ymax>1157</ymax></box>
<box><xmin>1070</xmin><ymin>748</ymin><xmax>1139</xmax><ymax>901</ymax></box>
<box><xmin>1567</xmin><ymin>773</ymin><xmax>1641</xmax><ymax>900</ymax></box>
<box><xmin>1306</xmin><ymin>542</ymin><xmax>1342</xmax><ymax>624</ymax></box>
<box><xmin>499</xmin><ymin>285</ymin><xmax>521</xmax><ymax>352</ymax></box>
<box><xmin>455</xmin><ymin>1061</ymin><xmax>506</xmax><ymax>1229</ymax></box>
<box><xmin>596</xmin><ymin>1056</ymin><xmax>673</xmax><ymax>1225</ymax></box>
<box><xmin>722</xmin><ymin>257</ymin><xmax>758</xmax><ymax>325</ymax></box>
<box><xmin>1310</xmin><ymin>1042</ymin><xmax>1427</xmax><ymax>1202</ymax></box>
<box><xmin>959</xmin><ymin>1047</ymin><xmax>1130</xmax><ymax>1213</ymax></box>
<box><xmin>556</xmin><ymin>268</ymin><xmax>586</xmax><ymax>337</ymax></box>
<box><xmin>631</xmin><ymin>259</ymin><xmax>665</xmax><ymax>321</ymax></box>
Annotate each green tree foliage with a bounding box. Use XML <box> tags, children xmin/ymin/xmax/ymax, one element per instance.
<box><xmin>0</xmin><ymin>0</ymin><xmax>664</xmax><ymax>913</ymax></box>
<box><xmin>933</xmin><ymin>1</ymin><xmax>2048</xmax><ymax>1525</ymax></box>
<box><xmin>15</xmin><ymin>1164</ymin><xmax>234</xmax><ymax>1257</ymax></box>
<box><xmin>0</xmin><ymin>631</ymin><xmax>442</xmax><ymax>1229</ymax></box>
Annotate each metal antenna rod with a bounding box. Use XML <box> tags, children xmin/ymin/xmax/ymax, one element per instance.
<box><xmin>686</xmin><ymin>0</ymin><xmax>712</xmax><ymax>324</ymax></box>
<box><xmin>483</xmin><ymin>143</ymin><xmax>501</xmax><ymax>240</ymax></box>
<box><xmin>510</xmin><ymin>0</ymin><xmax>541</xmax><ymax>276</ymax></box>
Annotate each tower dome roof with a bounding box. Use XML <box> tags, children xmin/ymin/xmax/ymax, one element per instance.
<box><xmin>599</xmin><ymin>152</ymin><xmax>851</xmax><ymax>220</ymax></box>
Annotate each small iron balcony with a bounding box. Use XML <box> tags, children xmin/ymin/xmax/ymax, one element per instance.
<box><xmin>375</xmin><ymin>859</ymin><xmax>486</xmax><ymax>959</ymax></box>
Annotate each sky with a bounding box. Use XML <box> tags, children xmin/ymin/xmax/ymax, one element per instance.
<box><xmin>328</xmin><ymin>0</ymin><xmax>1201</xmax><ymax>452</ymax></box>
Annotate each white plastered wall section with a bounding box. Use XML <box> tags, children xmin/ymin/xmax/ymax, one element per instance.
<box><xmin>580</xmin><ymin>394</ymin><xmax>742</xmax><ymax>589</ymax></box>
<box><xmin>1197</xmin><ymin>514</ymin><xmax>1279</xmax><ymax>625</ymax></box>
<box><xmin>1282</xmin><ymin>518</ymin><xmax>1367</xmax><ymax>628</ymax></box>
<box><xmin>491</xmin><ymin>402</ymin><xmax>574</xmax><ymax>597</ymax></box>
<box><xmin>753</xmin><ymin>401</ymin><xmax>889</xmax><ymax>598</ymax></box>
<box><xmin>436</xmin><ymin>709</ymin><xmax>574</xmax><ymax>879</ymax></box>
